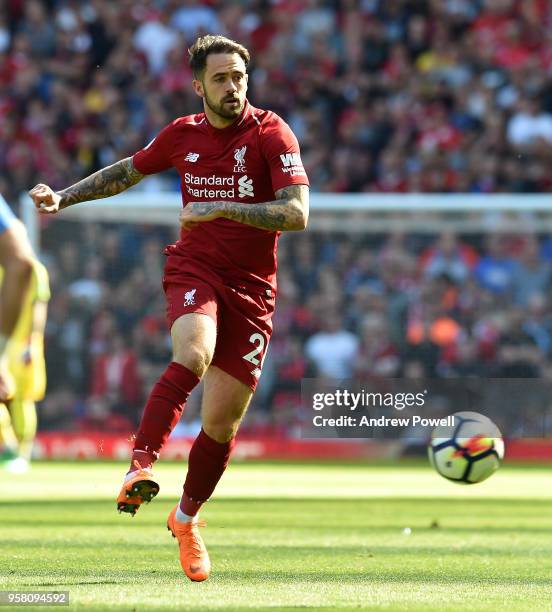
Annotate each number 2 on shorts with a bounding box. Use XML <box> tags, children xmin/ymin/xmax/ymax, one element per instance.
<box><xmin>243</xmin><ymin>332</ymin><xmax>266</xmax><ymax>367</ymax></box>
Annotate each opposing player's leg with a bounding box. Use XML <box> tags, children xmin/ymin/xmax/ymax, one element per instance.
<box><xmin>0</xmin><ymin>402</ymin><xmax>19</xmax><ymax>465</ymax></box>
<box><xmin>117</xmin><ymin>311</ymin><xmax>217</xmax><ymax>515</ymax></box>
<box><xmin>168</xmin><ymin>366</ymin><xmax>252</xmax><ymax>581</ymax></box>
<box><xmin>9</xmin><ymin>398</ymin><xmax>37</xmax><ymax>461</ymax></box>
<box><xmin>3</xmin><ymin>323</ymin><xmax>47</xmax><ymax>472</ymax></box>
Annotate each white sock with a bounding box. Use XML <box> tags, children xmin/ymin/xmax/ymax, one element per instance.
<box><xmin>175</xmin><ymin>505</ymin><xmax>198</xmax><ymax>524</ymax></box>
<box><xmin>124</xmin><ymin>464</ymin><xmax>152</xmax><ymax>482</ymax></box>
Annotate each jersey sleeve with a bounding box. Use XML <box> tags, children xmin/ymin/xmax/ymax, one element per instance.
<box><xmin>260</xmin><ymin>114</ymin><xmax>309</xmax><ymax>194</ymax></box>
<box><xmin>132</xmin><ymin>121</ymin><xmax>177</xmax><ymax>175</ymax></box>
<box><xmin>0</xmin><ymin>193</ymin><xmax>15</xmax><ymax>235</ymax></box>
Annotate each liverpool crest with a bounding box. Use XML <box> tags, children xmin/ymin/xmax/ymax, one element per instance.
<box><xmin>233</xmin><ymin>145</ymin><xmax>247</xmax><ymax>173</ymax></box>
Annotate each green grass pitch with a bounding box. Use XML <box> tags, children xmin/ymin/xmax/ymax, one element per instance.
<box><xmin>1</xmin><ymin>460</ymin><xmax>551</xmax><ymax>611</ymax></box>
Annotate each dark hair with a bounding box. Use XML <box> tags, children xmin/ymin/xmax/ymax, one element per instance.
<box><xmin>188</xmin><ymin>35</ymin><xmax>250</xmax><ymax>78</ymax></box>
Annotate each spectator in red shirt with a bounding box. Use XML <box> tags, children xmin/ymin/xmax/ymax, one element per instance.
<box><xmin>90</xmin><ymin>333</ymin><xmax>143</xmax><ymax>419</ymax></box>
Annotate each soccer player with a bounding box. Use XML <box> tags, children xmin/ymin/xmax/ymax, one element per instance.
<box><xmin>0</xmin><ymin>256</ymin><xmax>50</xmax><ymax>473</ymax></box>
<box><xmin>29</xmin><ymin>35</ymin><xmax>309</xmax><ymax>582</ymax></box>
<box><xmin>0</xmin><ymin>196</ymin><xmax>33</xmax><ymax>404</ymax></box>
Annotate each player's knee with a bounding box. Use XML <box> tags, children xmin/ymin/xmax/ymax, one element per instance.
<box><xmin>173</xmin><ymin>342</ymin><xmax>212</xmax><ymax>377</ymax></box>
<box><xmin>202</xmin><ymin>420</ymin><xmax>238</xmax><ymax>443</ymax></box>
<box><xmin>202</xmin><ymin>403</ymin><xmax>246</xmax><ymax>443</ymax></box>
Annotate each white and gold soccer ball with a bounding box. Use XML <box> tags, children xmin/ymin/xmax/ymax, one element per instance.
<box><xmin>428</xmin><ymin>411</ymin><xmax>505</xmax><ymax>484</ymax></box>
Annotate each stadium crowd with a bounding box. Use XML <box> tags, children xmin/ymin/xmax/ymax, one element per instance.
<box><xmin>2</xmin><ymin>0</ymin><xmax>552</xmax><ymax>432</ymax></box>
<box><xmin>2</xmin><ymin>0</ymin><xmax>552</xmax><ymax>201</ymax></box>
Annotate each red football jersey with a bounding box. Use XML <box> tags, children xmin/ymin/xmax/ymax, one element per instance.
<box><xmin>133</xmin><ymin>101</ymin><xmax>309</xmax><ymax>294</ymax></box>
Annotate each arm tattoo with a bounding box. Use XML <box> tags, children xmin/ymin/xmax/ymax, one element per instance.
<box><xmin>209</xmin><ymin>184</ymin><xmax>309</xmax><ymax>231</ymax></box>
<box><xmin>58</xmin><ymin>157</ymin><xmax>144</xmax><ymax>208</ymax></box>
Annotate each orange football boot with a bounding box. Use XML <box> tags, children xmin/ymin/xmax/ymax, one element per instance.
<box><xmin>167</xmin><ymin>506</ymin><xmax>211</xmax><ymax>582</ymax></box>
<box><xmin>116</xmin><ymin>460</ymin><xmax>160</xmax><ymax>516</ymax></box>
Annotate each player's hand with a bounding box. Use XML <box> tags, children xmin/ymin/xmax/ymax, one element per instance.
<box><xmin>28</xmin><ymin>184</ymin><xmax>63</xmax><ymax>214</ymax></box>
<box><xmin>180</xmin><ymin>202</ymin><xmax>222</xmax><ymax>230</ymax></box>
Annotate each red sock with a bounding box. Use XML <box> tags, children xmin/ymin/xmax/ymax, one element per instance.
<box><xmin>180</xmin><ymin>429</ymin><xmax>236</xmax><ymax>516</ymax></box>
<box><xmin>130</xmin><ymin>362</ymin><xmax>200</xmax><ymax>471</ymax></box>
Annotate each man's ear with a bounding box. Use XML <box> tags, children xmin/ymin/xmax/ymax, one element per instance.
<box><xmin>192</xmin><ymin>79</ymin><xmax>204</xmax><ymax>99</ymax></box>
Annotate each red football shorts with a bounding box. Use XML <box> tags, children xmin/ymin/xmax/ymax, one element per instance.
<box><xmin>163</xmin><ymin>252</ymin><xmax>275</xmax><ymax>391</ymax></box>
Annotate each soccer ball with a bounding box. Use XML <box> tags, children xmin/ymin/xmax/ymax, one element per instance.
<box><xmin>428</xmin><ymin>411</ymin><xmax>504</xmax><ymax>484</ymax></box>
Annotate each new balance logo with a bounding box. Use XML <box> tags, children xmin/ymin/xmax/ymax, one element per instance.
<box><xmin>238</xmin><ymin>175</ymin><xmax>254</xmax><ymax>198</ymax></box>
<box><xmin>184</xmin><ymin>289</ymin><xmax>196</xmax><ymax>306</ymax></box>
<box><xmin>185</xmin><ymin>152</ymin><xmax>200</xmax><ymax>162</ymax></box>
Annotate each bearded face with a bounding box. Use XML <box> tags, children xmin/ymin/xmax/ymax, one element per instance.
<box><xmin>194</xmin><ymin>53</ymin><xmax>248</xmax><ymax>125</ymax></box>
